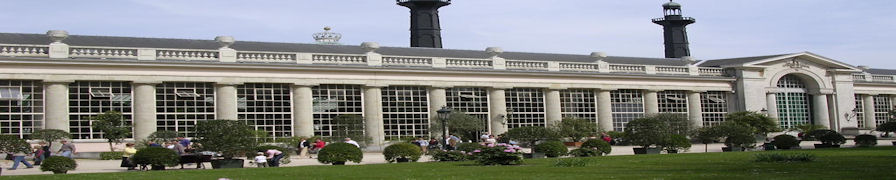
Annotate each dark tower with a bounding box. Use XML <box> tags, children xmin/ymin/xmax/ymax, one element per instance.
<box><xmin>397</xmin><ymin>0</ymin><xmax>451</xmax><ymax>48</ymax></box>
<box><xmin>652</xmin><ymin>1</ymin><xmax>696</xmax><ymax>58</ymax></box>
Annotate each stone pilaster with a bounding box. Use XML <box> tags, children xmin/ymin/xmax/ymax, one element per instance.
<box><xmin>44</xmin><ymin>81</ymin><xmax>71</xmax><ymax>132</ymax></box>
<box><xmin>862</xmin><ymin>94</ymin><xmax>876</xmax><ymax>129</ymax></box>
<box><xmin>813</xmin><ymin>94</ymin><xmax>831</xmax><ymax>128</ymax></box>
<box><xmin>428</xmin><ymin>86</ymin><xmax>449</xmax><ymax>135</ymax></box>
<box><xmin>363</xmin><ymin>86</ymin><xmax>386</xmax><ymax>149</ymax></box>
<box><xmin>292</xmin><ymin>84</ymin><xmax>315</xmax><ymax>137</ymax></box>
<box><xmin>596</xmin><ymin>89</ymin><xmax>613</xmax><ymax>131</ymax></box>
<box><xmin>488</xmin><ymin>88</ymin><xmax>508</xmax><ymax>135</ymax></box>
<box><xmin>133</xmin><ymin>82</ymin><xmax>160</xmax><ymax>141</ymax></box>
<box><xmin>644</xmin><ymin>89</ymin><xmax>660</xmax><ymax>114</ymax></box>
<box><xmin>545</xmin><ymin>89</ymin><xmax>563</xmax><ymax>127</ymax></box>
<box><xmin>215</xmin><ymin>83</ymin><xmax>240</xmax><ymax>120</ymax></box>
<box><xmin>686</xmin><ymin>91</ymin><xmax>704</xmax><ymax>128</ymax></box>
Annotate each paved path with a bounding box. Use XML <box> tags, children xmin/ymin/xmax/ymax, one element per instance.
<box><xmin>1</xmin><ymin>140</ymin><xmax>892</xmax><ymax>176</ymax></box>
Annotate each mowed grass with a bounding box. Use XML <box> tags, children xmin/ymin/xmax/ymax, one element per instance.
<box><xmin>4</xmin><ymin>147</ymin><xmax>896</xmax><ymax>180</ymax></box>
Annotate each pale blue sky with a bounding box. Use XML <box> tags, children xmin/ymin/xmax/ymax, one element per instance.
<box><xmin>2</xmin><ymin>0</ymin><xmax>894</xmax><ymax>67</ymax></box>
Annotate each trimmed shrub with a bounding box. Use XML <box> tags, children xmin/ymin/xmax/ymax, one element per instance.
<box><xmin>556</xmin><ymin>117</ymin><xmax>597</xmax><ymax>142</ymax></box>
<box><xmin>100</xmin><ymin>151</ymin><xmax>124</xmax><ymax>160</ymax></box>
<box><xmin>772</xmin><ymin>134</ymin><xmax>800</xmax><ymax>149</ymax></box>
<box><xmin>876</xmin><ymin>121</ymin><xmax>896</xmax><ymax>136</ymax></box>
<box><xmin>471</xmin><ymin>143</ymin><xmax>523</xmax><ymax>165</ymax></box>
<box><xmin>625</xmin><ymin>117</ymin><xmax>668</xmax><ymax>148</ymax></box>
<box><xmin>753</xmin><ymin>153</ymin><xmax>816</xmax><ymax>162</ymax></box>
<box><xmin>568</xmin><ymin>148</ymin><xmax>600</xmax><ymax>157</ymax></box>
<box><xmin>534</xmin><ymin>141</ymin><xmax>568</xmax><ymax>158</ymax></box>
<box><xmin>580</xmin><ymin>139</ymin><xmax>612</xmax><ymax>155</ymax></box>
<box><xmin>194</xmin><ymin>120</ymin><xmax>257</xmax><ymax>159</ymax></box>
<box><xmin>132</xmin><ymin>147</ymin><xmax>179</xmax><ymax>168</ymax></box>
<box><xmin>0</xmin><ymin>135</ymin><xmax>31</xmax><ymax>154</ymax></box>
<box><xmin>726</xmin><ymin>111</ymin><xmax>780</xmax><ymax>134</ymax></box>
<box><xmin>854</xmin><ymin>134</ymin><xmax>877</xmax><ymax>147</ymax></box>
<box><xmin>553</xmin><ymin>158</ymin><xmax>589</xmax><ymax>167</ymax></box>
<box><xmin>456</xmin><ymin>143</ymin><xmax>484</xmax><ymax>153</ymax></box>
<box><xmin>29</xmin><ymin>129</ymin><xmax>70</xmax><ymax>147</ymax></box>
<box><xmin>428</xmin><ymin>150</ymin><xmax>467</xmax><ymax>162</ymax></box>
<box><xmin>383</xmin><ymin>143</ymin><xmax>422</xmax><ymax>163</ymax></box>
<box><xmin>806</xmin><ymin>130</ymin><xmax>846</xmax><ymax>145</ymax></box>
<box><xmin>317</xmin><ymin>142</ymin><xmax>363</xmax><ymax>164</ymax></box>
<box><xmin>661</xmin><ymin>134</ymin><xmax>691</xmax><ymax>152</ymax></box>
<box><xmin>40</xmin><ymin>156</ymin><xmax>77</xmax><ymax>174</ymax></box>
<box><xmin>504</xmin><ymin>126</ymin><xmax>559</xmax><ymax>147</ymax></box>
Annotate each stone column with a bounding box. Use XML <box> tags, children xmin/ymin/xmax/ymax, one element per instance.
<box><xmin>292</xmin><ymin>84</ymin><xmax>315</xmax><ymax>137</ymax></box>
<box><xmin>813</xmin><ymin>94</ymin><xmax>831</xmax><ymax>128</ymax></box>
<box><xmin>488</xmin><ymin>88</ymin><xmax>508</xmax><ymax>135</ymax></box>
<box><xmin>363</xmin><ymin>86</ymin><xmax>385</xmax><ymax>149</ymax></box>
<box><xmin>765</xmin><ymin>93</ymin><xmax>780</xmax><ymax>123</ymax></box>
<box><xmin>133</xmin><ymin>82</ymin><xmax>159</xmax><ymax>141</ymax></box>
<box><xmin>862</xmin><ymin>94</ymin><xmax>877</xmax><ymax>129</ymax></box>
<box><xmin>44</xmin><ymin>81</ymin><xmax>71</xmax><ymax>132</ymax></box>
<box><xmin>215</xmin><ymin>83</ymin><xmax>239</xmax><ymax>120</ymax></box>
<box><xmin>644</xmin><ymin>89</ymin><xmax>659</xmax><ymax>114</ymax></box>
<box><xmin>545</xmin><ymin>89</ymin><xmax>563</xmax><ymax>127</ymax></box>
<box><xmin>686</xmin><ymin>91</ymin><xmax>704</xmax><ymax>128</ymax></box>
<box><xmin>596</xmin><ymin>89</ymin><xmax>613</xmax><ymax>131</ymax></box>
<box><xmin>428</xmin><ymin>87</ymin><xmax>449</xmax><ymax>135</ymax></box>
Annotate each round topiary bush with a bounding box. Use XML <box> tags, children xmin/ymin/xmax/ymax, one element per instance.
<box><xmin>854</xmin><ymin>134</ymin><xmax>877</xmax><ymax>147</ymax></box>
<box><xmin>317</xmin><ymin>142</ymin><xmax>363</xmax><ymax>165</ymax></box>
<box><xmin>772</xmin><ymin>134</ymin><xmax>800</xmax><ymax>149</ymax></box>
<box><xmin>383</xmin><ymin>142</ymin><xmax>422</xmax><ymax>163</ymax></box>
<box><xmin>534</xmin><ymin>141</ymin><xmax>568</xmax><ymax>158</ymax></box>
<box><xmin>806</xmin><ymin>130</ymin><xmax>846</xmax><ymax>145</ymax></box>
<box><xmin>580</xmin><ymin>139</ymin><xmax>612</xmax><ymax>155</ymax></box>
<box><xmin>132</xmin><ymin>147</ymin><xmax>179</xmax><ymax>170</ymax></box>
<box><xmin>40</xmin><ymin>156</ymin><xmax>77</xmax><ymax>174</ymax></box>
<box><xmin>456</xmin><ymin>143</ymin><xmax>484</xmax><ymax>153</ymax></box>
<box><xmin>471</xmin><ymin>143</ymin><xmax>522</xmax><ymax>165</ymax></box>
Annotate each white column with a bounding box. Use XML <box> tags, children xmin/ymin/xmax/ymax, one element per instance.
<box><xmin>813</xmin><ymin>94</ymin><xmax>831</xmax><ymax>128</ymax></box>
<box><xmin>686</xmin><ymin>91</ymin><xmax>704</xmax><ymax>128</ymax></box>
<box><xmin>545</xmin><ymin>89</ymin><xmax>563</xmax><ymax>127</ymax></box>
<box><xmin>44</xmin><ymin>81</ymin><xmax>71</xmax><ymax>132</ymax></box>
<box><xmin>133</xmin><ymin>82</ymin><xmax>159</xmax><ymax>141</ymax></box>
<box><xmin>766</xmin><ymin>93</ymin><xmax>780</xmax><ymax>123</ymax></box>
<box><xmin>862</xmin><ymin>94</ymin><xmax>877</xmax><ymax>129</ymax></box>
<box><xmin>596</xmin><ymin>89</ymin><xmax>613</xmax><ymax>132</ymax></box>
<box><xmin>215</xmin><ymin>83</ymin><xmax>239</xmax><ymax>120</ymax></box>
<box><xmin>488</xmin><ymin>88</ymin><xmax>508</xmax><ymax>135</ymax></box>
<box><xmin>363</xmin><ymin>86</ymin><xmax>385</xmax><ymax>148</ymax></box>
<box><xmin>428</xmin><ymin>87</ymin><xmax>448</xmax><ymax>135</ymax></box>
<box><xmin>292</xmin><ymin>84</ymin><xmax>315</xmax><ymax>137</ymax></box>
<box><xmin>644</xmin><ymin>90</ymin><xmax>659</xmax><ymax>114</ymax></box>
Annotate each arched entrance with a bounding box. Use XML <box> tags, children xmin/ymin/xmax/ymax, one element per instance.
<box><xmin>775</xmin><ymin>74</ymin><xmax>812</xmax><ymax>129</ymax></box>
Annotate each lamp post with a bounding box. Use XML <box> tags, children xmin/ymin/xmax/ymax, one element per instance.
<box><xmin>437</xmin><ymin>106</ymin><xmax>453</xmax><ymax>150</ymax></box>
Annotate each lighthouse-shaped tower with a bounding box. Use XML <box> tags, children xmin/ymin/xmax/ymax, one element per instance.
<box><xmin>397</xmin><ymin>0</ymin><xmax>451</xmax><ymax>48</ymax></box>
<box><xmin>652</xmin><ymin>1</ymin><xmax>696</xmax><ymax>58</ymax></box>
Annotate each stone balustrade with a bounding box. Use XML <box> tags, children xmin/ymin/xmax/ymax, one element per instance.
<box><xmin>383</xmin><ymin>56</ymin><xmax>432</xmax><ymax>67</ymax></box>
<box><xmin>0</xmin><ymin>45</ymin><xmax>49</xmax><ymax>57</ymax></box>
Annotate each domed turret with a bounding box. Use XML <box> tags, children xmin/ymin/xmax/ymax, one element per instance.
<box><xmin>396</xmin><ymin>0</ymin><xmax>452</xmax><ymax>48</ymax></box>
<box><xmin>653</xmin><ymin>0</ymin><xmax>696</xmax><ymax>58</ymax></box>
<box><xmin>662</xmin><ymin>1</ymin><xmax>681</xmax><ymax>9</ymax></box>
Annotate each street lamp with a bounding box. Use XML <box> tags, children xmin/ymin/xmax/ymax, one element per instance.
<box><xmin>437</xmin><ymin>106</ymin><xmax>453</xmax><ymax>150</ymax></box>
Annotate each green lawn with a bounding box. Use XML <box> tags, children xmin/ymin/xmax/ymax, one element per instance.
<box><xmin>4</xmin><ymin>147</ymin><xmax>896</xmax><ymax>180</ymax></box>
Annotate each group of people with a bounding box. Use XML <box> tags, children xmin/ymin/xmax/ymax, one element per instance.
<box><xmin>4</xmin><ymin>140</ymin><xmax>77</xmax><ymax>171</ymax></box>
<box><xmin>251</xmin><ymin>148</ymin><xmax>284</xmax><ymax>168</ymax></box>
<box><xmin>120</xmin><ymin>137</ymin><xmax>192</xmax><ymax>170</ymax></box>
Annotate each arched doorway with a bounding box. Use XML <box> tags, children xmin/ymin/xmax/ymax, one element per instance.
<box><xmin>775</xmin><ymin>74</ymin><xmax>812</xmax><ymax>129</ymax></box>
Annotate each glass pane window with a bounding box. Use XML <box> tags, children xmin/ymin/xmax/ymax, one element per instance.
<box><xmin>313</xmin><ymin>84</ymin><xmax>364</xmax><ymax>137</ymax></box>
<box><xmin>855</xmin><ymin>94</ymin><xmax>864</xmax><ymax>128</ymax></box>
<box><xmin>658</xmin><ymin>90</ymin><xmax>688</xmax><ymax>114</ymax></box>
<box><xmin>89</xmin><ymin>87</ymin><xmax>114</xmax><ymax>98</ymax></box>
<box><xmin>237</xmin><ymin>83</ymin><xmax>292</xmax><ymax>140</ymax></box>
<box><xmin>560</xmin><ymin>89</ymin><xmax>597</xmax><ymax>125</ymax></box>
<box><xmin>69</xmin><ymin>81</ymin><xmax>133</xmax><ymax>139</ymax></box>
<box><xmin>701</xmin><ymin>91</ymin><xmax>728</xmax><ymax>127</ymax></box>
<box><xmin>447</xmin><ymin>87</ymin><xmax>489</xmax><ymax>135</ymax></box>
<box><xmin>382</xmin><ymin>86</ymin><xmax>429</xmax><ymax>140</ymax></box>
<box><xmin>873</xmin><ymin>95</ymin><xmax>892</xmax><ymax>126</ymax></box>
<box><xmin>505</xmin><ymin>88</ymin><xmax>546</xmax><ymax>129</ymax></box>
<box><xmin>174</xmin><ymin>88</ymin><xmax>201</xmax><ymax>98</ymax></box>
<box><xmin>156</xmin><ymin>82</ymin><xmax>215</xmax><ymax>137</ymax></box>
<box><xmin>611</xmin><ymin>89</ymin><xmax>644</xmax><ymax>131</ymax></box>
<box><xmin>775</xmin><ymin>75</ymin><xmax>811</xmax><ymax>129</ymax></box>
<box><xmin>0</xmin><ymin>87</ymin><xmax>23</xmax><ymax>100</ymax></box>
<box><xmin>0</xmin><ymin>80</ymin><xmax>43</xmax><ymax>139</ymax></box>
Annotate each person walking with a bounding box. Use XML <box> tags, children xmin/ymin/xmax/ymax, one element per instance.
<box><xmin>57</xmin><ymin>140</ymin><xmax>76</xmax><ymax>158</ymax></box>
<box><xmin>121</xmin><ymin>143</ymin><xmax>137</xmax><ymax>170</ymax></box>
<box><xmin>31</xmin><ymin>145</ymin><xmax>44</xmax><ymax>165</ymax></box>
<box><xmin>7</xmin><ymin>149</ymin><xmax>34</xmax><ymax>170</ymax></box>
<box><xmin>265</xmin><ymin>149</ymin><xmax>284</xmax><ymax>167</ymax></box>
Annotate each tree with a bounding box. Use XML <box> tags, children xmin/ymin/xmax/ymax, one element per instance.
<box><xmin>331</xmin><ymin>114</ymin><xmax>370</xmax><ymax>147</ymax></box>
<box><xmin>503</xmin><ymin>126</ymin><xmax>559</xmax><ymax>148</ymax></box>
<box><xmin>877</xmin><ymin>122</ymin><xmax>896</xmax><ymax>137</ymax></box>
<box><xmin>194</xmin><ymin>120</ymin><xmax>257</xmax><ymax>159</ymax></box>
<box><xmin>0</xmin><ymin>135</ymin><xmax>31</xmax><ymax>154</ymax></box>
<box><xmin>91</xmin><ymin>111</ymin><xmax>131</xmax><ymax>152</ymax></box>
<box><xmin>692</xmin><ymin>127</ymin><xmax>718</xmax><ymax>152</ymax></box>
<box><xmin>624</xmin><ymin>117</ymin><xmax>669</xmax><ymax>148</ymax></box>
<box><xmin>726</xmin><ymin>111</ymin><xmax>780</xmax><ymax>135</ymax></box>
<box><xmin>30</xmin><ymin>129</ymin><xmax>71</xmax><ymax>147</ymax></box>
<box><xmin>712</xmin><ymin>121</ymin><xmax>756</xmax><ymax>148</ymax></box>
<box><xmin>555</xmin><ymin>117</ymin><xmax>597</xmax><ymax>142</ymax></box>
<box><xmin>653</xmin><ymin>113</ymin><xmax>693</xmax><ymax>136</ymax></box>
<box><xmin>431</xmin><ymin>112</ymin><xmax>486</xmax><ymax>141</ymax></box>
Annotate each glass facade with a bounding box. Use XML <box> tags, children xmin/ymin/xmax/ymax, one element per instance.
<box><xmin>700</xmin><ymin>91</ymin><xmax>728</xmax><ymax>127</ymax></box>
<box><xmin>560</xmin><ymin>89</ymin><xmax>597</xmax><ymax>125</ymax></box>
<box><xmin>611</xmin><ymin>89</ymin><xmax>644</xmax><ymax>131</ymax></box>
<box><xmin>155</xmin><ymin>82</ymin><xmax>215</xmax><ymax>137</ymax></box>
<box><xmin>446</xmin><ymin>87</ymin><xmax>490</xmax><ymax>132</ymax></box>
<box><xmin>873</xmin><ymin>95</ymin><xmax>891</xmax><ymax>126</ymax></box>
<box><xmin>237</xmin><ymin>83</ymin><xmax>293</xmax><ymax>140</ymax></box>
<box><xmin>505</xmin><ymin>88</ymin><xmax>546</xmax><ymax>129</ymax></box>
<box><xmin>312</xmin><ymin>84</ymin><xmax>364</xmax><ymax>137</ymax></box>
<box><xmin>69</xmin><ymin>81</ymin><xmax>133</xmax><ymax>139</ymax></box>
<box><xmin>382</xmin><ymin>86</ymin><xmax>429</xmax><ymax>140</ymax></box>
<box><xmin>0</xmin><ymin>80</ymin><xmax>43</xmax><ymax>138</ymax></box>
<box><xmin>855</xmin><ymin>94</ymin><xmax>864</xmax><ymax>128</ymax></box>
<box><xmin>775</xmin><ymin>75</ymin><xmax>812</xmax><ymax>129</ymax></box>
<box><xmin>658</xmin><ymin>90</ymin><xmax>688</xmax><ymax>115</ymax></box>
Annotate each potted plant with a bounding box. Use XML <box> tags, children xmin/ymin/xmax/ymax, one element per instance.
<box><xmin>555</xmin><ymin>117</ymin><xmax>596</xmax><ymax>147</ymax></box>
<box><xmin>806</xmin><ymin>130</ymin><xmax>846</xmax><ymax>148</ymax></box>
<box><xmin>876</xmin><ymin>122</ymin><xmax>896</xmax><ymax>145</ymax></box>
<box><xmin>712</xmin><ymin>122</ymin><xmax>755</xmax><ymax>152</ymax></box>
<box><xmin>318</xmin><ymin>142</ymin><xmax>363</xmax><ymax>165</ymax></box>
<box><xmin>726</xmin><ymin>111</ymin><xmax>781</xmax><ymax>142</ymax></box>
<box><xmin>193</xmin><ymin>120</ymin><xmax>258</xmax><ymax>169</ymax></box>
<box><xmin>580</xmin><ymin>139</ymin><xmax>612</xmax><ymax>156</ymax></box>
<box><xmin>533</xmin><ymin>141</ymin><xmax>568</xmax><ymax>158</ymax></box>
<box><xmin>503</xmin><ymin>126</ymin><xmax>558</xmax><ymax>158</ymax></box>
<box><xmin>854</xmin><ymin>134</ymin><xmax>877</xmax><ymax>148</ymax></box>
<box><xmin>661</xmin><ymin>134</ymin><xmax>691</xmax><ymax>154</ymax></box>
<box><xmin>40</xmin><ymin>156</ymin><xmax>77</xmax><ymax>174</ymax></box>
<box><xmin>692</xmin><ymin>127</ymin><xmax>718</xmax><ymax>152</ymax></box>
<box><xmin>132</xmin><ymin>147</ymin><xmax>179</xmax><ymax>170</ymax></box>
<box><xmin>625</xmin><ymin>117</ymin><xmax>667</xmax><ymax>154</ymax></box>
<box><xmin>383</xmin><ymin>142</ymin><xmax>422</xmax><ymax>163</ymax></box>
<box><xmin>771</xmin><ymin>134</ymin><xmax>800</xmax><ymax>150</ymax></box>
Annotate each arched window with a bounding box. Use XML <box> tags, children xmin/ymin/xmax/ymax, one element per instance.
<box><xmin>775</xmin><ymin>74</ymin><xmax>812</xmax><ymax>129</ymax></box>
